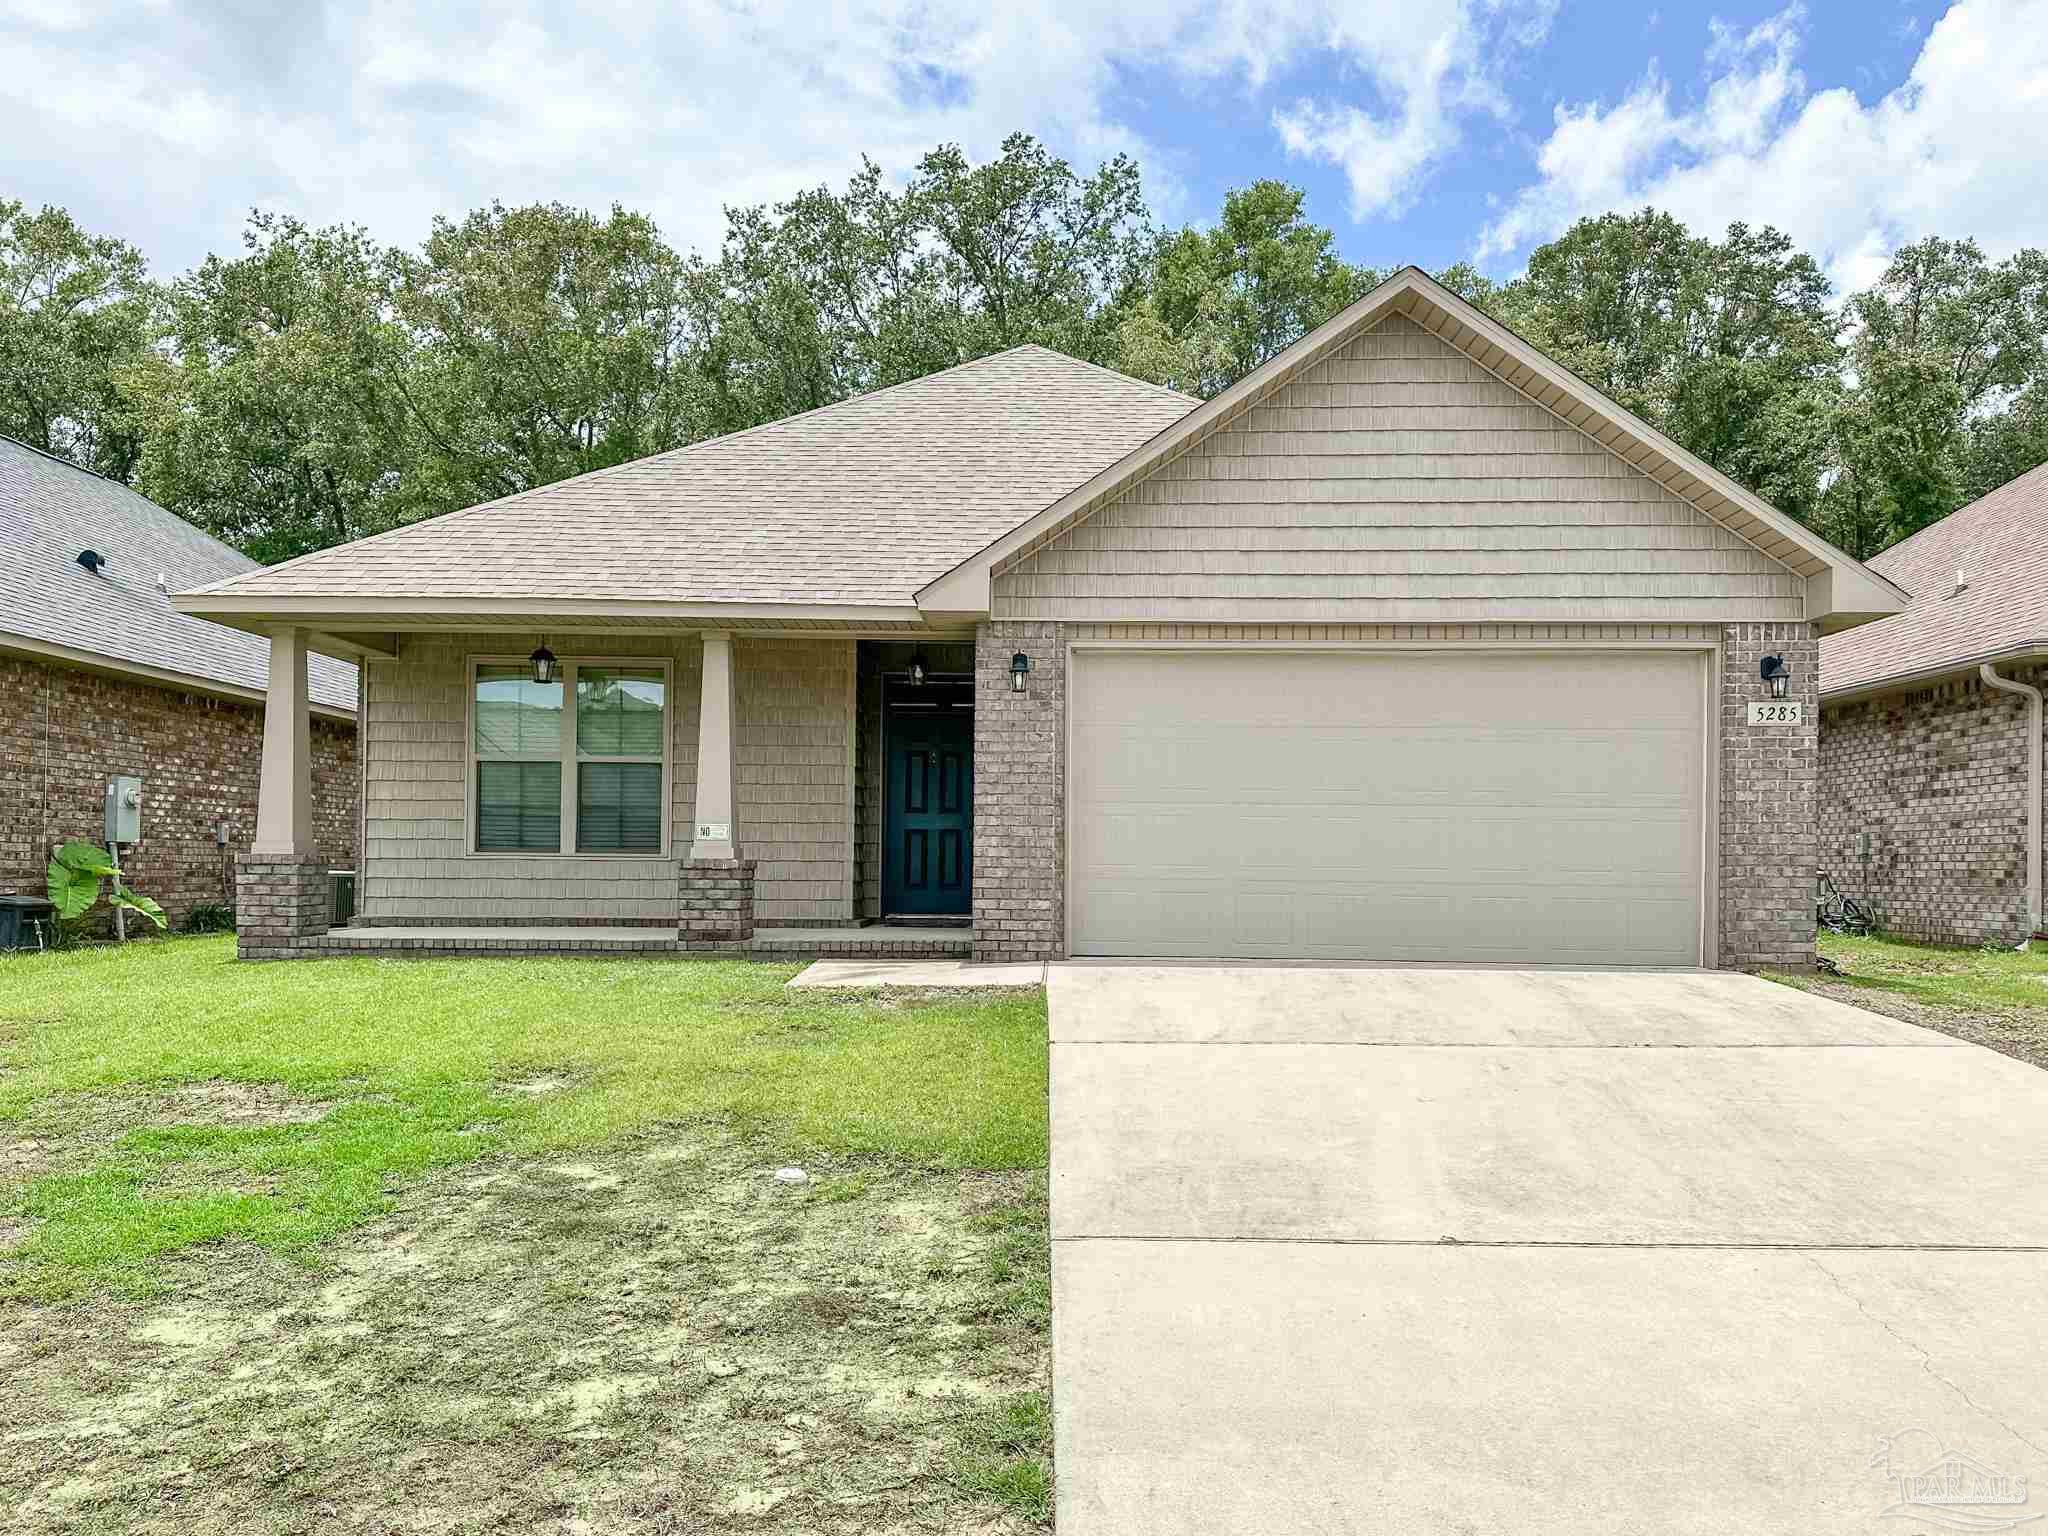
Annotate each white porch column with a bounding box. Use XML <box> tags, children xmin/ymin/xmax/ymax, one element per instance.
<box><xmin>690</xmin><ymin>632</ymin><xmax>739</xmax><ymax>860</ymax></box>
<box><xmin>252</xmin><ymin>624</ymin><xmax>316</xmax><ymax>857</ymax></box>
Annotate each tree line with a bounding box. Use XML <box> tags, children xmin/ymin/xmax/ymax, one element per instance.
<box><xmin>4</xmin><ymin>133</ymin><xmax>2045</xmax><ymax>564</ymax></box>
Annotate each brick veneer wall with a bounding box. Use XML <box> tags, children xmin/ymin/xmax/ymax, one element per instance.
<box><xmin>972</xmin><ymin>622</ymin><xmax>1067</xmax><ymax>961</ymax></box>
<box><xmin>0</xmin><ymin>652</ymin><xmax>356</xmax><ymax>932</ymax></box>
<box><xmin>1718</xmin><ymin>621</ymin><xmax>1821</xmax><ymax>970</ymax></box>
<box><xmin>968</xmin><ymin>621</ymin><xmax>1819</xmax><ymax>969</ymax></box>
<box><xmin>1819</xmin><ymin>665</ymin><xmax>2041</xmax><ymax>945</ymax></box>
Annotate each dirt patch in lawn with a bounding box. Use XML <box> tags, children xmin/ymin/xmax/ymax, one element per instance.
<box><xmin>1791</xmin><ymin>977</ymin><xmax>2048</xmax><ymax>1073</ymax></box>
<box><xmin>1</xmin><ymin>1131</ymin><xmax>1051</xmax><ymax>1534</ymax></box>
<box><xmin>3</xmin><ymin>1081</ymin><xmax>334</xmax><ymax>1186</ymax></box>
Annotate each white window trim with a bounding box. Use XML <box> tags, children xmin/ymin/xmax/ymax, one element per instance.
<box><xmin>466</xmin><ymin>654</ymin><xmax>674</xmax><ymax>860</ymax></box>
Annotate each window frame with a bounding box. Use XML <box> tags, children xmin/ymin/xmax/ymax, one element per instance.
<box><xmin>465</xmin><ymin>654</ymin><xmax>674</xmax><ymax>860</ymax></box>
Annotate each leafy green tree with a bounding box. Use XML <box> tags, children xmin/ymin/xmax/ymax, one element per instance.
<box><xmin>1122</xmin><ymin>181</ymin><xmax>1374</xmax><ymax>396</ymax></box>
<box><xmin>1496</xmin><ymin>211</ymin><xmax>1842</xmax><ymax>525</ymax></box>
<box><xmin>390</xmin><ymin>202</ymin><xmax>699</xmax><ymax>509</ymax></box>
<box><xmin>126</xmin><ymin>213</ymin><xmax>421</xmax><ymax>563</ymax></box>
<box><xmin>1837</xmin><ymin>237</ymin><xmax>2048</xmax><ymax>544</ymax></box>
<box><xmin>0</xmin><ymin>201</ymin><xmax>158</xmax><ymax>479</ymax></box>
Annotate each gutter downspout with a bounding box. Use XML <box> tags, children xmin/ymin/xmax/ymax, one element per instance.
<box><xmin>1981</xmin><ymin>663</ymin><xmax>2043</xmax><ymax>947</ymax></box>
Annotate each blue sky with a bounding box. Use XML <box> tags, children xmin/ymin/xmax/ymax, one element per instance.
<box><xmin>2</xmin><ymin>0</ymin><xmax>2040</xmax><ymax>295</ymax></box>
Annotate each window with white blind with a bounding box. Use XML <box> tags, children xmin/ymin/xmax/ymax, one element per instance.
<box><xmin>470</xmin><ymin>659</ymin><xmax>670</xmax><ymax>856</ymax></box>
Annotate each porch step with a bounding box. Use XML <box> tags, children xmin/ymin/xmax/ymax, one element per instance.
<box><xmin>313</xmin><ymin>926</ymin><xmax>680</xmax><ymax>955</ymax></box>
<box><xmin>748</xmin><ymin>925</ymin><xmax>975</xmax><ymax>959</ymax></box>
<box><xmin>303</xmin><ymin>924</ymin><xmax>973</xmax><ymax>959</ymax></box>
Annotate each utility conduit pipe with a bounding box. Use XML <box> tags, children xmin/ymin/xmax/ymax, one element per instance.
<box><xmin>1981</xmin><ymin>662</ymin><xmax>2043</xmax><ymax>946</ymax></box>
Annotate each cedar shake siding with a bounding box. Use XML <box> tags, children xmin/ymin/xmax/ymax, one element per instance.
<box><xmin>357</xmin><ymin>632</ymin><xmax>855</xmax><ymax>927</ymax></box>
<box><xmin>992</xmin><ymin>313</ymin><xmax>1804</xmax><ymax>626</ymax></box>
<box><xmin>0</xmin><ymin>650</ymin><xmax>356</xmax><ymax>930</ymax></box>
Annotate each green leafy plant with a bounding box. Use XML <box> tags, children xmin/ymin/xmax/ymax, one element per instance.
<box><xmin>185</xmin><ymin>901</ymin><xmax>236</xmax><ymax>934</ymax></box>
<box><xmin>46</xmin><ymin>841</ymin><xmax>166</xmax><ymax>932</ymax></box>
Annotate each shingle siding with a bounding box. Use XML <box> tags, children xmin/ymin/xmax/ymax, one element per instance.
<box><xmin>356</xmin><ymin>631</ymin><xmax>855</xmax><ymax>927</ymax></box>
<box><xmin>992</xmin><ymin>314</ymin><xmax>1804</xmax><ymax>625</ymax></box>
<box><xmin>1820</xmin><ymin>668</ymin><xmax>2040</xmax><ymax>945</ymax></box>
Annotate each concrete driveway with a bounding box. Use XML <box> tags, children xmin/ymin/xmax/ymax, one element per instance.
<box><xmin>1049</xmin><ymin>965</ymin><xmax>2048</xmax><ymax>1535</ymax></box>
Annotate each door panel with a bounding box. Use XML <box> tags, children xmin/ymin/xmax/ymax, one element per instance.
<box><xmin>1068</xmin><ymin>649</ymin><xmax>1706</xmax><ymax>964</ymax></box>
<box><xmin>884</xmin><ymin>709</ymin><xmax>973</xmax><ymax>916</ymax></box>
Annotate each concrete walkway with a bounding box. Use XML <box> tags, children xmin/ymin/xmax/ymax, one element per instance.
<box><xmin>1049</xmin><ymin>964</ymin><xmax>2048</xmax><ymax>1535</ymax></box>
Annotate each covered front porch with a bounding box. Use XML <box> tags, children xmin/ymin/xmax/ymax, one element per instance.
<box><xmin>231</xmin><ymin>625</ymin><xmax>980</xmax><ymax>959</ymax></box>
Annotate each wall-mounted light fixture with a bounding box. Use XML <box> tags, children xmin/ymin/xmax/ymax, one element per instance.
<box><xmin>1010</xmin><ymin>652</ymin><xmax>1032</xmax><ymax>693</ymax></box>
<box><xmin>530</xmin><ymin>640</ymin><xmax>559</xmax><ymax>686</ymax></box>
<box><xmin>908</xmin><ymin>650</ymin><xmax>928</xmax><ymax>687</ymax></box>
<box><xmin>1760</xmin><ymin>654</ymin><xmax>1790</xmax><ymax>700</ymax></box>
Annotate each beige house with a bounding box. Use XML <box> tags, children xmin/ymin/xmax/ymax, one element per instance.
<box><xmin>178</xmin><ymin>269</ymin><xmax>1905</xmax><ymax>967</ymax></box>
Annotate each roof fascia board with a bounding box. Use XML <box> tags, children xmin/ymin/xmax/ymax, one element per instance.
<box><xmin>0</xmin><ymin>632</ymin><xmax>357</xmax><ymax>721</ymax></box>
<box><xmin>174</xmin><ymin>594</ymin><xmax>926</xmax><ymax>626</ymax></box>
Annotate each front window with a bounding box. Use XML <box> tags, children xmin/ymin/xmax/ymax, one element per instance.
<box><xmin>472</xmin><ymin>659</ymin><xmax>668</xmax><ymax>855</ymax></box>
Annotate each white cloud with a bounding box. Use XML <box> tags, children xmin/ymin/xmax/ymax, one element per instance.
<box><xmin>0</xmin><ymin>0</ymin><xmax>1533</xmax><ymax>277</ymax></box>
<box><xmin>1271</xmin><ymin>0</ymin><xmax>1559</xmax><ymax>219</ymax></box>
<box><xmin>1477</xmin><ymin>0</ymin><xmax>2048</xmax><ymax>290</ymax></box>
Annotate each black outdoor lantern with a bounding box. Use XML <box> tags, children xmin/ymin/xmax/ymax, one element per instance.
<box><xmin>1760</xmin><ymin>654</ymin><xmax>1790</xmax><ymax>699</ymax></box>
<box><xmin>530</xmin><ymin>640</ymin><xmax>559</xmax><ymax>686</ymax></box>
<box><xmin>908</xmin><ymin>650</ymin><xmax>928</xmax><ymax>687</ymax></box>
<box><xmin>1010</xmin><ymin>652</ymin><xmax>1032</xmax><ymax>693</ymax></box>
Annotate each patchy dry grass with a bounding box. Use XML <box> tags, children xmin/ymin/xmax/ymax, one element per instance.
<box><xmin>1766</xmin><ymin>932</ymin><xmax>2048</xmax><ymax>1072</ymax></box>
<box><xmin>0</xmin><ymin>937</ymin><xmax>1054</xmax><ymax>1531</ymax></box>
<box><xmin>3</xmin><ymin>1131</ymin><xmax>1052</xmax><ymax>1533</ymax></box>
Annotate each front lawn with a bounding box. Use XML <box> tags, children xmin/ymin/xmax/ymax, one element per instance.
<box><xmin>0</xmin><ymin>937</ymin><xmax>1052</xmax><ymax>1533</ymax></box>
<box><xmin>1769</xmin><ymin>931</ymin><xmax>2048</xmax><ymax>1072</ymax></box>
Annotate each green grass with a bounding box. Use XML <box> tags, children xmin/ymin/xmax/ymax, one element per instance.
<box><xmin>1808</xmin><ymin>930</ymin><xmax>2048</xmax><ymax>1012</ymax></box>
<box><xmin>952</xmin><ymin>1392</ymin><xmax>1056</xmax><ymax>1525</ymax></box>
<box><xmin>0</xmin><ymin>936</ymin><xmax>1047</xmax><ymax>1297</ymax></box>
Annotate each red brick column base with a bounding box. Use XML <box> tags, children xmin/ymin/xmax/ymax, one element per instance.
<box><xmin>236</xmin><ymin>857</ymin><xmax>330</xmax><ymax>960</ymax></box>
<box><xmin>680</xmin><ymin>859</ymin><xmax>756</xmax><ymax>948</ymax></box>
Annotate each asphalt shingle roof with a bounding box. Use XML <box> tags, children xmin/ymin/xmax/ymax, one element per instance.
<box><xmin>1822</xmin><ymin>463</ymin><xmax>2048</xmax><ymax>695</ymax></box>
<box><xmin>186</xmin><ymin>346</ymin><xmax>1201</xmax><ymax>608</ymax></box>
<box><xmin>0</xmin><ymin>436</ymin><xmax>357</xmax><ymax>712</ymax></box>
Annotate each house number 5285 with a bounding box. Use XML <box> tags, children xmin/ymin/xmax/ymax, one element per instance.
<box><xmin>1746</xmin><ymin>701</ymin><xmax>1805</xmax><ymax>725</ymax></box>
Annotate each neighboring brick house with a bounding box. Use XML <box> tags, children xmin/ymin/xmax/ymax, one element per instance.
<box><xmin>0</xmin><ymin>435</ymin><xmax>358</xmax><ymax>934</ymax></box>
<box><xmin>1820</xmin><ymin>463</ymin><xmax>2048</xmax><ymax>945</ymax></box>
<box><xmin>173</xmin><ymin>268</ymin><xmax>1904</xmax><ymax>968</ymax></box>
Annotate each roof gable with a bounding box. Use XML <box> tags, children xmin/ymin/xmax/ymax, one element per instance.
<box><xmin>919</xmin><ymin>268</ymin><xmax>1906</xmax><ymax>632</ymax></box>
<box><xmin>0</xmin><ymin>436</ymin><xmax>356</xmax><ymax>714</ymax></box>
<box><xmin>1821</xmin><ymin>461</ymin><xmax>2048</xmax><ymax>697</ymax></box>
<box><xmin>179</xmin><ymin>347</ymin><xmax>1197</xmax><ymax>621</ymax></box>
<box><xmin>990</xmin><ymin>312</ymin><xmax>1806</xmax><ymax>624</ymax></box>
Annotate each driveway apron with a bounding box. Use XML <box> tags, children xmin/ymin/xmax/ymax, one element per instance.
<box><xmin>1047</xmin><ymin>964</ymin><xmax>2048</xmax><ymax>1535</ymax></box>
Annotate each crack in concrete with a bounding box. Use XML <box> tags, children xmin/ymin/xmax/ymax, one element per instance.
<box><xmin>1801</xmin><ymin>1251</ymin><xmax>2047</xmax><ymax>1459</ymax></box>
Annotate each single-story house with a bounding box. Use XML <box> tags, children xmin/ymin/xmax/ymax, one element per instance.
<box><xmin>1820</xmin><ymin>462</ymin><xmax>2048</xmax><ymax>945</ymax></box>
<box><xmin>175</xmin><ymin>268</ymin><xmax>1904</xmax><ymax>967</ymax></box>
<box><xmin>1</xmin><ymin>434</ymin><xmax>358</xmax><ymax>933</ymax></box>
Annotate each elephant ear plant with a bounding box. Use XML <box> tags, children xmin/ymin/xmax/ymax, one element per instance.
<box><xmin>47</xmin><ymin>840</ymin><xmax>167</xmax><ymax>937</ymax></box>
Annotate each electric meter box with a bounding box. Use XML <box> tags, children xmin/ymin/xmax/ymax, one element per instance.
<box><xmin>105</xmin><ymin>776</ymin><xmax>142</xmax><ymax>845</ymax></box>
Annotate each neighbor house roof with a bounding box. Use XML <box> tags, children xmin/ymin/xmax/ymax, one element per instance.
<box><xmin>1821</xmin><ymin>461</ymin><xmax>2048</xmax><ymax>699</ymax></box>
<box><xmin>920</xmin><ymin>267</ymin><xmax>1909</xmax><ymax>632</ymax></box>
<box><xmin>175</xmin><ymin>347</ymin><xmax>1199</xmax><ymax>629</ymax></box>
<box><xmin>0</xmin><ymin>435</ymin><xmax>357</xmax><ymax>717</ymax></box>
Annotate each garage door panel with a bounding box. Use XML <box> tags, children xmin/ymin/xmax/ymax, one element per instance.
<box><xmin>1069</xmin><ymin>650</ymin><xmax>1706</xmax><ymax>965</ymax></box>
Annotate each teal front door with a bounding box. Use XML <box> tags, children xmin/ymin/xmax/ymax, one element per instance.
<box><xmin>883</xmin><ymin>709</ymin><xmax>972</xmax><ymax>917</ymax></box>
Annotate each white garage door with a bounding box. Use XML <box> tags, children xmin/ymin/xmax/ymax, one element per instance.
<box><xmin>1068</xmin><ymin>649</ymin><xmax>1707</xmax><ymax>965</ymax></box>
